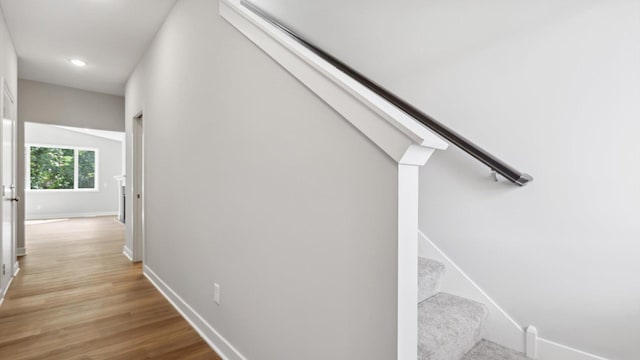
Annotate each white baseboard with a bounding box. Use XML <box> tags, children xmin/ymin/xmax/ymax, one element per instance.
<box><xmin>0</xmin><ymin>263</ymin><xmax>20</xmax><ymax>308</ymax></box>
<box><xmin>0</xmin><ymin>272</ymin><xmax>16</xmax><ymax>308</ymax></box>
<box><xmin>143</xmin><ymin>265</ymin><xmax>247</xmax><ymax>360</ymax></box>
<box><xmin>538</xmin><ymin>339</ymin><xmax>609</xmax><ymax>360</ymax></box>
<box><xmin>26</xmin><ymin>211</ymin><xmax>118</xmax><ymax>220</ymax></box>
<box><xmin>16</xmin><ymin>247</ymin><xmax>26</xmax><ymax>257</ymax></box>
<box><xmin>419</xmin><ymin>230</ymin><xmax>610</xmax><ymax>360</ymax></box>
<box><xmin>122</xmin><ymin>246</ymin><xmax>134</xmax><ymax>262</ymax></box>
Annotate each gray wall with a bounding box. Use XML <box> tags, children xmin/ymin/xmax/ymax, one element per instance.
<box><xmin>18</xmin><ymin>79</ymin><xmax>124</xmax><ymax>132</ymax></box>
<box><xmin>125</xmin><ymin>0</ymin><xmax>399</xmax><ymax>359</ymax></box>
<box><xmin>25</xmin><ymin>123</ymin><xmax>122</xmax><ymax>219</ymax></box>
<box><xmin>249</xmin><ymin>0</ymin><xmax>640</xmax><ymax>359</ymax></box>
<box><xmin>17</xmin><ymin>79</ymin><xmax>125</xmax><ymax>251</ymax></box>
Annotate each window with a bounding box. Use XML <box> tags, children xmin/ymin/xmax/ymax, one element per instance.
<box><xmin>27</xmin><ymin>145</ymin><xmax>98</xmax><ymax>190</ymax></box>
<box><xmin>78</xmin><ymin>150</ymin><xmax>96</xmax><ymax>189</ymax></box>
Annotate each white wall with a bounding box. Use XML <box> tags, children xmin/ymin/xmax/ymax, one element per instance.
<box><xmin>248</xmin><ymin>1</ymin><xmax>640</xmax><ymax>359</ymax></box>
<box><xmin>17</xmin><ymin>79</ymin><xmax>125</xmax><ymax>251</ymax></box>
<box><xmin>24</xmin><ymin>122</ymin><xmax>123</xmax><ymax>220</ymax></box>
<box><xmin>419</xmin><ymin>4</ymin><xmax>640</xmax><ymax>359</ymax></box>
<box><xmin>125</xmin><ymin>0</ymin><xmax>400</xmax><ymax>359</ymax></box>
<box><xmin>0</xmin><ymin>8</ymin><xmax>17</xmax><ymax>100</ymax></box>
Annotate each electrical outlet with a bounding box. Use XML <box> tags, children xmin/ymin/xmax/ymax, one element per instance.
<box><xmin>2</xmin><ymin>264</ymin><xmax>5</xmax><ymax>276</ymax></box>
<box><xmin>214</xmin><ymin>283</ymin><xmax>221</xmax><ymax>305</ymax></box>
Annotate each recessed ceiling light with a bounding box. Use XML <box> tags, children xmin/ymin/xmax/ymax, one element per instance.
<box><xmin>69</xmin><ymin>59</ymin><xmax>88</xmax><ymax>67</ymax></box>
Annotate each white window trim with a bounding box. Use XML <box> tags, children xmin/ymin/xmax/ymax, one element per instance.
<box><xmin>26</xmin><ymin>143</ymin><xmax>100</xmax><ymax>192</ymax></box>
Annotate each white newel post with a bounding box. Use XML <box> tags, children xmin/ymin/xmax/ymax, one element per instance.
<box><xmin>219</xmin><ymin>2</ymin><xmax>450</xmax><ymax>358</ymax></box>
<box><xmin>397</xmin><ymin>146</ymin><xmax>437</xmax><ymax>360</ymax></box>
<box><xmin>397</xmin><ymin>163</ymin><xmax>419</xmax><ymax>360</ymax></box>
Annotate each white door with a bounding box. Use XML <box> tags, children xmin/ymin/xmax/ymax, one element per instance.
<box><xmin>1</xmin><ymin>82</ymin><xmax>16</xmax><ymax>291</ymax></box>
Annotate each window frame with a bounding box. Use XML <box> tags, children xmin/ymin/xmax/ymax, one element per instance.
<box><xmin>26</xmin><ymin>143</ymin><xmax>100</xmax><ymax>192</ymax></box>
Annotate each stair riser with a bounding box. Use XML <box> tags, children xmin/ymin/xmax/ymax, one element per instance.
<box><xmin>418</xmin><ymin>293</ymin><xmax>488</xmax><ymax>360</ymax></box>
<box><xmin>418</xmin><ymin>258</ymin><xmax>446</xmax><ymax>303</ymax></box>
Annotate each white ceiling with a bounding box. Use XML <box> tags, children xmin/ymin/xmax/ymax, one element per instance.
<box><xmin>0</xmin><ymin>0</ymin><xmax>178</xmax><ymax>95</ymax></box>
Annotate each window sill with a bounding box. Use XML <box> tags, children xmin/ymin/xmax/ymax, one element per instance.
<box><xmin>26</xmin><ymin>189</ymin><xmax>100</xmax><ymax>193</ymax></box>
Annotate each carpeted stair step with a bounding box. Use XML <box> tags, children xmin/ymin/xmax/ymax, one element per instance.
<box><xmin>462</xmin><ymin>339</ymin><xmax>528</xmax><ymax>360</ymax></box>
<box><xmin>418</xmin><ymin>257</ymin><xmax>446</xmax><ymax>303</ymax></box>
<box><xmin>418</xmin><ymin>293</ymin><xmax>488</xmax><ymax>360</ymax></box>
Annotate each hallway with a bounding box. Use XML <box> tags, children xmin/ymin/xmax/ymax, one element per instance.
<box><xmin>0</xmin><ymin>217</ymin><xmax>220</xmax><ymax>359</ymax></box>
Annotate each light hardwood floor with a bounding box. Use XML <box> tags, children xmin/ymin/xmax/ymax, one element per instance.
<box><xmin>0</xmin><ymin>216</ymin><xmax>221</xmax><ymax>360</ymax></box>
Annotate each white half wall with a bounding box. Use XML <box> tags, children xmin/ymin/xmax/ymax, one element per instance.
<box><xmin>125</xmin><ymin>0</ymin><xmax>405</xmax><ymax>359</ymax></box>
<box><xmin>25</xmin><ymin>122</ymin><xmax>123</xmax><ymax>220</ymax></box>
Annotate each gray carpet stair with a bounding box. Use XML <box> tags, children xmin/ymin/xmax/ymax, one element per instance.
<box><xmin>417</xmin><ymin>257</ymin><xmax>526</xmax><ymax>360</ymax></box>
<box><xmin>418</xmin><ymin>257</ymin><xmax>446</xmax><ymax>303</ymax></box>
<box><xmin>462</xmin><ymin>340</ymin><xmax>528</xmax><ymax>360</ymax></box>
<box><xmin>418</xmin><ymin>293</ymin><xmax>488</xmax><ymax>360</ymax></box>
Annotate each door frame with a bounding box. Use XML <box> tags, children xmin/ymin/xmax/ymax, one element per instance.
<box><xmin>132</xmin><ymin>111</ymin><xmax>145</xmax><ymax>263</ymax></box>
<box><xmin>1</xmin><ymin>78</ymin><xmax>17</xmax><ymax>283</ymax></box>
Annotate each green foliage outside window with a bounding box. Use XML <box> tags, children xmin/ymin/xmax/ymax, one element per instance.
<box><xmin>30</xmin><ymin>147</ymin><xmax>74</xmax><ymax>189</ymax></box>
<box><xmin>29</xmin><ymin>146</ymin><xmax>97</xmax><ymax>190</ymax></box>
<box><xmin>78</xmin><ymin>150</ymin><xmax>96</xmax><ymax>189</ymax></box>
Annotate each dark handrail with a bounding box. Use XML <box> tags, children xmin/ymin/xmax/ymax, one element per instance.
<box><xmin>240</xmin><ymin>0</ymin><xmax>533</xmax><ymax>186</ymax></box>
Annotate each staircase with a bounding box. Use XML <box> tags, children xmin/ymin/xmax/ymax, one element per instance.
<box><xmin>418</xmin><ymin>258</ymin><xmax>528</xmax><ymax>360</ymax></box>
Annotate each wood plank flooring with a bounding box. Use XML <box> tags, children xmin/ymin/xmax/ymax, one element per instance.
<box><xmin>0</xmin><ymin>216</ymin><xmax>221</xmax><ymax>360</ymax></box>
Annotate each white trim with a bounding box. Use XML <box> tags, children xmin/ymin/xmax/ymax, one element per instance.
<box><xmin>16</xmin><ymin>247</ymin><xmax>25</xmax><ymax>256</ymax></box>
<box><xmin>26</xmin><ymin>212</ymin><xmax>117</xmax><ymax>220</ymax></box>
<box><xmin>26</xmin><ymin>189</ymin><xmax>100</xmax><ymax>193</ymax></box>
<box><xmin>419</xmin><ymin>230</ymin><xmax>610</xmax><ymax>360</ymax></box>
<box><xmin>0</xmin><ymin>272</ymin><xmax>15</xmax><ymax>307</ymax></box>
<box><xmin>25</xmin><ymin>211</ymin><xmax>118</xmax><ymax>220</ymax></box>
<box><xmin>143</xmin><ymin>265</ymin><xmax>247</xmax><ymax>360</ymax></box>
<box><xmin>26</xmin><ymin>143</ymin><xmax>99</xmax><ymax>152</ymax></box>
<box><xmin>538</xmin><ymin>339</ymin><xmax>609</xmax><ymax>360</ymax></box>
<box><xmin>132</xmin><ymin>112</ymin><xmax>145</xmax><ymax>263</ymax></box>
<box><xmin>13</xmin><ymin>263</ymin><xmax>19</xmax><ymax>276</ymax></box>
<box><xmin>74</xmin><ymin>146</ymin><xmax>78</xmax><ymax>189</ymax></box>
<box><xmin>1</xmin><ymin>77</ymin><xmax>18</xmax><ymax>298</ymax></box>
<box><xmin>399</xmin><ymin>144</ymin><xmax>436</xmax><ymax>166</ymax></box>
<box><xmin>526</xmin><ymin>326</ymin><xmax>538</xmax><ymax>359</ymax></box>
<box><xmin>219</xmin><ymin>0</ymin><xmax>448</xmax><ymax>165</ymax></box>
<box><xmin>0</xmin><ymin>264</ymin><xmax>18</xmax><ymax>308</ymax></box>
<box><xmin>122</xmin><ymin>246</ymin><xmax>133</xmax><ymax>262</ymax></box>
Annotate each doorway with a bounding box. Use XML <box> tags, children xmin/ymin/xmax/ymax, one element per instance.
<box><xmin>23</xmin><ymin>123</ymin><xmax>125</xmax><ymax>220</ymax></box>
<box><xmin>1</xmin><ymin>79</ymin><xmax>17</xmax><ymax>297</ymax></box>
<box><xmin>132</xmin><ymin>112</ymin><xmax>144</xmax><ymax>263</ymax></box>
